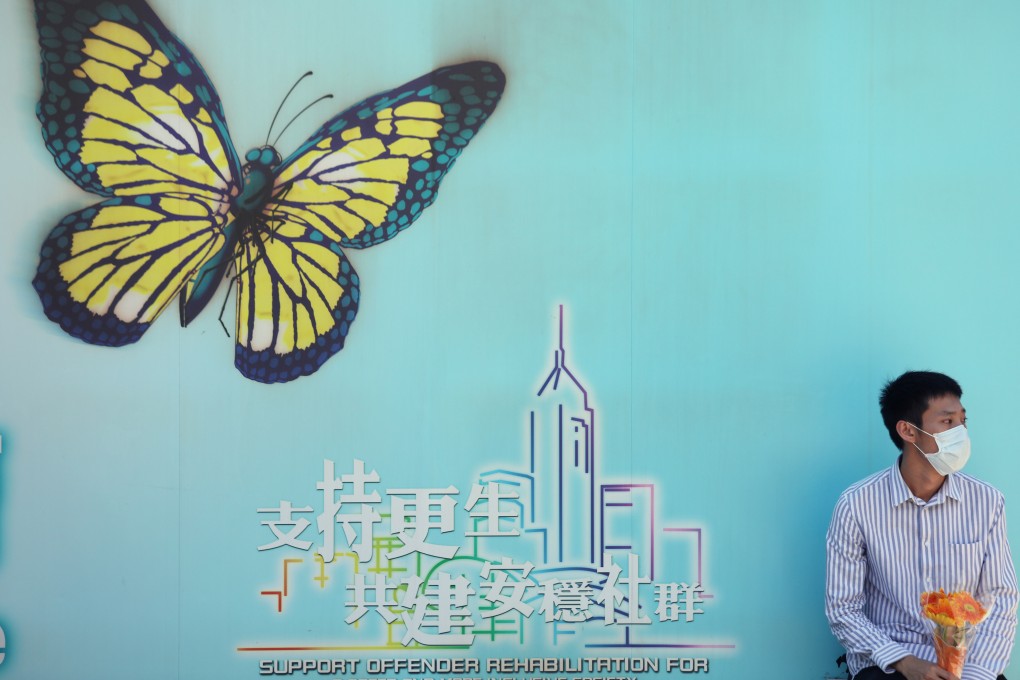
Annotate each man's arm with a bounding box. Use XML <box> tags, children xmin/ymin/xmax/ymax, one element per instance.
<box><xmin>959</xmin><ymin>494</ymin><xmax>1018</xmax><ymax>680</ymax></box>
<box><xmin>826</xmin><ymin>493</ymin><xmax>911</xmax><ymax>671</ymax></box>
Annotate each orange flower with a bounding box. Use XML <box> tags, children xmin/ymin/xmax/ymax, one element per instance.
<box><xmin>949</xmin><ymin>592</ymin><xmax>986</xmax><ymax>625</ymax></box>
<box><xmin>921</xmin><ymin>589</ymin><xmax>947</xmax><ymax>607</ymax></box>
<box><xmin>920</xmin><ymin>589</ymin><xmax>988</xmax><ymax>628</ymax></box>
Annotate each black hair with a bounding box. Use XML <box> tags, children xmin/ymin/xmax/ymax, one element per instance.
<box><xmin>879</xmin><ymin>371</ymin><xmax>962</xmax><ymax>450</ymax></box>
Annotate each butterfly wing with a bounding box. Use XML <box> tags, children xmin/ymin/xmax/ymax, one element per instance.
<box><xmin>34</xmin><ymin>194</ymin><xmax>231</xmax><ymax>344</ymax></box>
<box><xmin>235</xmin><ymin>61</ymin><xmax>505</xmax><ymax>382</ymax></box>
<box><xmin>270</xmin><ymin>61</ymin><xmax>506</xmax><ymax>249</ymax></box>
<box><xmin>33</xmin><ymin>0</ymin><xmax>241</xmax><ymax>344</ymax></box>
<box><xmin>232</xmin><ymin>214</ymin><xmax>359</xmax><ymax>383</ymax></box>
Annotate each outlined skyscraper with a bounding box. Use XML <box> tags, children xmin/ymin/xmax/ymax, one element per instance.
<box><xmin>527</xmin><ymin>306</ymin><xmax>596</xmax><ymax>565</ymax></box>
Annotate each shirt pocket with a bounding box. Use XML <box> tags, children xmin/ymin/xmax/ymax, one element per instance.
<box><xmin>936</xmin><ymin>541</ymin><xmax>985</xmax><ymax>589</ymax></box>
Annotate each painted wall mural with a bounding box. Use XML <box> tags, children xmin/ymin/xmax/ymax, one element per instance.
<box><xmin>2</xmin><ymin>1</ymin><xmax>1020</xmax><ymax>679</ymax></box>
<box><xmin>32</xmin><ymin>0</ymin><xmax>504</xmax><ymax>383</ymax></box>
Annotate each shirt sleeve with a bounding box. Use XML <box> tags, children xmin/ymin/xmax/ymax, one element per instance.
<box><xmin>959</xmin><ymin>494</ymin><xmax>1018</xmax><ymax>680</ymax></box>
<box><xmin>825</xmin><ymin>492</ymin><xmax>910</xmax><ymax>672</ymax></box>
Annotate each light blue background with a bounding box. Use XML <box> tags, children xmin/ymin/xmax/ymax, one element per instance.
<box><xmin>2</xmin><ymin>1</ymin><xmax>1019</xmax><ymax>678</ymax></box>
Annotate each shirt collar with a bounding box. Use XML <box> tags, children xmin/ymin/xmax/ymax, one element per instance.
<box><xmin>887</xmin><ymin>457</ymin><xmax>962</xmax><ymax>506</ymax></box>
<box><xmin>888</xmin><ymin>460</ymin><xmax>915</xmax><ymax>506</ymax></box>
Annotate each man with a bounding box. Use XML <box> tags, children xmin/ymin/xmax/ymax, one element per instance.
<box><xmin>826</xmin><ymin>371</ymin><xmax>1018</xmax><ymax>680</ymax></box>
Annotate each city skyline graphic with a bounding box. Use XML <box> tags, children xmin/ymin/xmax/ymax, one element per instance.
<box><xmin>241</xmin><ymin>306</ymin><xmax>735</xmax><ymax>654</ymax></box>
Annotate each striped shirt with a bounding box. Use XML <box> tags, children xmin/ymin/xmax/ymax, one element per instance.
<box><xmin>826</xmin><ymin>462</ymin><xmax>1018</xmax><ymax>680</ymax></box>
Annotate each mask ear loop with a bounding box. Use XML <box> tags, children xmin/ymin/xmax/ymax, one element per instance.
<box><xmin>908</xmin><ymin>423</ymin><xmax>937</xmax><ymax>457</ymax></box>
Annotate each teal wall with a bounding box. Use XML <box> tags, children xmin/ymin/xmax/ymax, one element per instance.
<box><xmin>1</xmin><ymin>1</ymin><xmax>1019</xmax><ymax>679</ymax></box>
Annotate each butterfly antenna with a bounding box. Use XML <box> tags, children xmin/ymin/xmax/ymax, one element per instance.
<box><xmin>265</xmin><ymin>71</ymin><xmax>314</xmax><ymax>147</ymax></box>
<box><xmin>272</xmin><ymin>94</ymin><xmax>334</xmax><ymax>148</ymax></box>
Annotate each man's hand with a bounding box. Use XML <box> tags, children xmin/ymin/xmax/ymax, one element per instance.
<box><xmin>892</xmin><ymin>655</ymin><xmax>959</xmax><ymax>680</ymax></box>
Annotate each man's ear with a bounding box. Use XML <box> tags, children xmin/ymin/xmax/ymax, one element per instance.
<box><xmin>897</xmin><ymin>420</ymin><xmax>918</xmax><ymax>443</ymax></box>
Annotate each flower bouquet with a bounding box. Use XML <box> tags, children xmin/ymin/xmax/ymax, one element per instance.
<box><xmin>920</xmin><ymin>589</ymin><xmax>992</xmax><ymax>677</ymax></box>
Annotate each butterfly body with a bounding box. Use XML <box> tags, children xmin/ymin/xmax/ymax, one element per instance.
<box><xmin>180</xmin><ymin>145</ymin><xmax>283</xmax><ymax>326</ymax></box>
<box><xmin>237</xmin><ymin>146</ymin><xmax>283</xmax><ymax>217</ymax></box>
<box><xmin>32</xmin><ymin>0</ymin><xmax>505</xmax><ymax>383</ymax></box>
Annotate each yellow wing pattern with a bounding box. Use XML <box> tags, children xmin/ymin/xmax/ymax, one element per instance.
<box><xmin>34</xmin><ymin>0</ymin><xmax>240</xmax><ymax>346</ymax></box>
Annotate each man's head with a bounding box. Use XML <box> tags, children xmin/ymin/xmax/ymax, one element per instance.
<box><xmin>879</xmin><ymin>371</ymin><xmax>963</xmax><ymax>450</ymax></box>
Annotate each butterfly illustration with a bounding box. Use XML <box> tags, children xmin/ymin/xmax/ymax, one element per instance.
<box><xmin>32</xmin><ymin>0</ymin><xmax>505</xmax><ymax>383</ymax></box>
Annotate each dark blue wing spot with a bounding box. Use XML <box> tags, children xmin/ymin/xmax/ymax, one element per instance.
<box><xmin>72</xmin><ymin>7</ymin><xmax>98</xmax><ymax>23</ymax></box>
<box><xmin>95</xmin><ymin>4</ymin><xmax>120</xmax><ymax>21</ymax></box>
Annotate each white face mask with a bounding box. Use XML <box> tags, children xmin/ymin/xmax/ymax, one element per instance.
<box><xmin>911</xmin><ymin>423</ymin><xmax>970</xmax><ymax>475</ymax></box>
